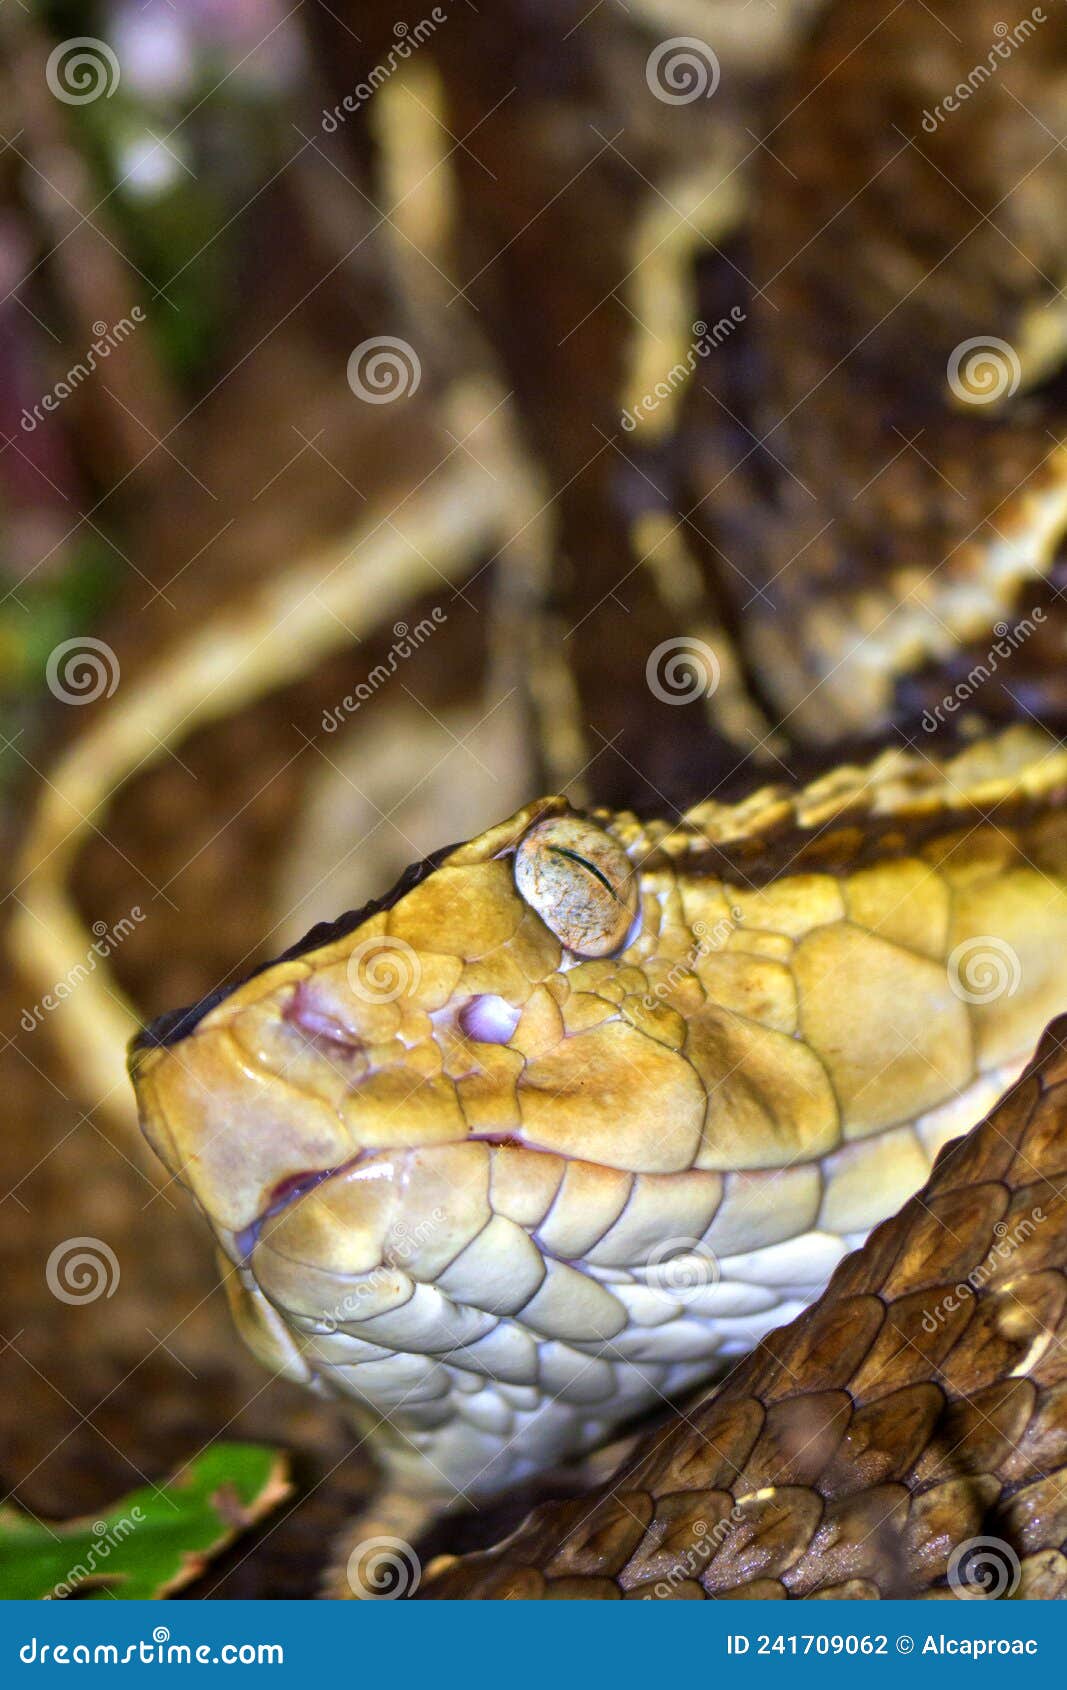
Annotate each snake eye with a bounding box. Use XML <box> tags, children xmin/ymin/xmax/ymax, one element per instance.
<box><xmin>514</xmin><ymin>815</ymin><xmax>638</xmax><ymax>957</ymax></box>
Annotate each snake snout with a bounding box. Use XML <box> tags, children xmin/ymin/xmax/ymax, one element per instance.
<box><xmin>128</xmin><ymin>1018</ymin><xmax>355</xmax><ymax>1244</ymax></box>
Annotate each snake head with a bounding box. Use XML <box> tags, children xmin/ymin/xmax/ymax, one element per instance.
<box><xmin>127</xmin><ymin>794</ymin><xmax>711</xmax><ymax>1267</ymax></box>
<box><xmin>128</xmin><ymin>795</ymin><xmax>734</xmax><ymax>1492</ymax></box>
<box><xmin>130</xmin><ymin>799</ymin><xmax>547</xmax><ymax>1240</ymax></box>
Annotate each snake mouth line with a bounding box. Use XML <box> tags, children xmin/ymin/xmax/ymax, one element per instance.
<box><xmin>233</xmin><ymin>1159</ymin><xmax>359</xmax><ymax>1261</ymax></box>
<box><xmin>228</xmin><ymin>1128</ymin><xmax>589</xmax><ymax>1268</ymax></box>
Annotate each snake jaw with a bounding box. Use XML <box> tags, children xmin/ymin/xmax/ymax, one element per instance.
<box><xmin>231</xmin><ymin>1161</ymin><xmax>357</xmax><ymax>1262</ymax></box>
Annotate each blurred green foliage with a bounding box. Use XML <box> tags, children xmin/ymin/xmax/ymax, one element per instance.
<box><xmin>0</xmin><ymin>1442</ymin><xmax>290</xmax><ymax>1598</ymax></box>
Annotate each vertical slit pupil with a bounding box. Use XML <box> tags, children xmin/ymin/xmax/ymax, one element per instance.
<box><xmin>546</xmin><ymin>845</ymin><xmax>621</xmax><ymax>903</ymax></box>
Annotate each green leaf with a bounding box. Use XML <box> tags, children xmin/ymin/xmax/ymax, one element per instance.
<box><xmin>0</xmin><ymin>1443</ymin><xmax>291</xmax><ymax>1600</ymax></box>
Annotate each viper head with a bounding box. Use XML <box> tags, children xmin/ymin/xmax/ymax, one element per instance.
<box><xmin>128</xmin><ymin>796</ymin><xmax>729</xmax><ymax>1254</ymax></box>
<box><xmin>129</xmin><ymin>796</ymin><xmax>766</xmax><ymax>1492</ymax></box>
<box><xmin>130</xmin><ymin>752</ymin><xmax>1047</xmax><ymax>1495</ymax></box>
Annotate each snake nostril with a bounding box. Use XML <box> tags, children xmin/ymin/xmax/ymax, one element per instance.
<box><xmin>284</xmin><ymin>982</ymin><xmax>364</xmax><ymax>1056</ymax></box>
<box><xmin>459</xmin><ymin>994</ymin><xmax>521</xmax><ymax>1045</ymax></box>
